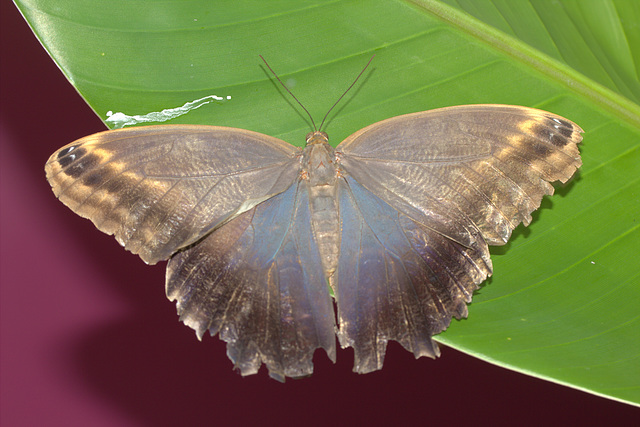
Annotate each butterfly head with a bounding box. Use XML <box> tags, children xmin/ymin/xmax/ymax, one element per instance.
<box><xmin>305</xmin><ymin>131</ymin><xmax>329</xmax><ymax>146</ymax></box>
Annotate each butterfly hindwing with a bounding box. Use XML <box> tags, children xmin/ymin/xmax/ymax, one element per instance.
<box><xmin>45</xmin><ymin>125</ymin><xmax>300</xmax><ymax>264</ymax></box>
<box><xmin>166</xmin><ymin>182</ymin><xmax>336</xmax><ymax>381</ymax></box>
<box><xmin>335</xmin><ymin>177</ymin><xmax>492</xmax><ymax>373</ymax></box>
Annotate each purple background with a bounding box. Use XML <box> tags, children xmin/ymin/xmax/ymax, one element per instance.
<box><xmin>1</xmin><ymin>3</ymin><xmax>637</xmax><ymax>425</ymax></box>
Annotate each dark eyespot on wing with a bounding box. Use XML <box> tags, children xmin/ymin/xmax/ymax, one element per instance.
<box><xmin>532</xmin><ymin>116</ymin><xmax>579</xmax><ymax>146</ymax></box>
<box><xmin>57</xmin><ymin>145</ymin><xmax>84</xmax><ymax>167</ymax></box>
<box><xmin>62</xmin><ymin>151</ymin><xmax>100</xmax><ymax>178</ymax></box>
<box><xmin>529</xmin><ymin>122</ymin><xmax>569</xmax><ymax>148</ymax></box>
<box><xmin>57</xmin><ymin>145</ymin><xmax>77</xmax><ymax>158</ymax></box>
<box><xmin>551</xmin><ymin>117</ymin><xmax>576</xmax><ymax>136</ymax></box>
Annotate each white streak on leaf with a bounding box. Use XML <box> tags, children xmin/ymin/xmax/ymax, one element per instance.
<box><xmin>105</xmin><ymin>95</ymin><xmax>231</xmax><ymax>129</ymax></box>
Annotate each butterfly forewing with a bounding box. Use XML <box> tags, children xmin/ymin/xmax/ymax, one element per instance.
<box><xmin>46</xmin><ymin>125</ymin><xmax>300</xmax><ymax>264</ymax></box>
<box><xmin>337</xmin><ymin>105</ymin><xmax>583</xmax><ymax>246</ymax></box>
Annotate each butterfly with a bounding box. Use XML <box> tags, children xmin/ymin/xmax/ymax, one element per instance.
<box><xmin>45</xmin><ymin>61</ymin><xmax>582</xmax><ymax>382</ymax></box>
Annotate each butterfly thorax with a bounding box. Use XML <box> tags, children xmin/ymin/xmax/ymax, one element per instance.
<box><xmin>302</xmin><ymin>131</ymin><xmax>341</xmax><ymax>286</ymax></box>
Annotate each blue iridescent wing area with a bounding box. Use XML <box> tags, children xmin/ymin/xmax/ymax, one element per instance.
<box><xmin>335</xmin><ymin>105</ymin><xmax>582</xmax><ymax>373</ymax></box>
<box><xmin>166</xmin><ymin>182</ymin><xmax>336</xmax><ymax>381</ymax></box>
<box><xmin>45</xmin><ymin>125</ymin><xmax>300</xmax><ymax>264</ymax></box>
<box><xmin>336</xmin><ymin>177</ymin><xmax>492</xmax><ymax>373</ymax></box>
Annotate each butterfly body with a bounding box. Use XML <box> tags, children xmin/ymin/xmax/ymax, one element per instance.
<box><xmin>301</xmin><ymin>131</ymin><xmax>341</xmax><ymax>283</ymax></box>
<box><xmin>46</xmin><ymin>104</ymin><xmax>582</xmax><ymax>381</ymax></box>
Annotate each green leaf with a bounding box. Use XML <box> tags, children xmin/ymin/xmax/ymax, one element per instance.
<box><xmin>15</xmin><ymin>0</ymin><xmax>640</xmax><ymax>405</ymax></box>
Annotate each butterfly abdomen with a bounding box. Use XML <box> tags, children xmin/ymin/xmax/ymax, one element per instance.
<box><xmin>308</xmin><ymin>182</ymin><xmax>340</xmax><ymax>282</ymax></box>
<box><xmin>302</xmin><ymin>134</ymin><xmax>341</xmax><ymax>283</ymax></box>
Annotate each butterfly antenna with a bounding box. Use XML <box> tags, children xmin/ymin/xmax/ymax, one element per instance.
<box><xmin>318</xmin><ymin>54</ymin><xmax>375</xmax><ymax>132</ymax></box>
<box><xmin>260</xmin><ymin>55</ymin><xmax>317</xmax><ymax>131</ymax></box>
